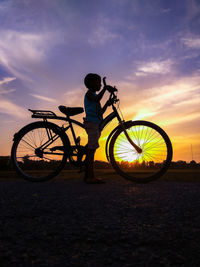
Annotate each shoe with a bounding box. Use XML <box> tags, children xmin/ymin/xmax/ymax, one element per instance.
<box><xmin>85</xmin><ymin>178</ymin><xmax>105</xmax><ymax>184</ymax></box>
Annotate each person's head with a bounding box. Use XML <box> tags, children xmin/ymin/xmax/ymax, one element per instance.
<box><xmin>84</xmin><ymin>73</ymin><xmax>101</xmax><ymax>92</ymax></box>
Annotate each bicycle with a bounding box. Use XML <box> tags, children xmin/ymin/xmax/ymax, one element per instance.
<box><xmin>11</xmin><ymin>77</ymin><xmax>173</xmax><ymax>183</ymax></box>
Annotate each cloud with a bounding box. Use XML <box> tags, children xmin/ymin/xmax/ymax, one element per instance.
<box><xmin>132</xmin><ymin>108</ymin><xmax>158</xmax><ymax>120</ymax></box>
<box><xmin>173</xmin><ymin>97</ymin><xmax>200</xmax><ymax>107</ymax></box>
<box><xmin>136</xmin><ymin>59</ymin><xmax>173</xmax><ymax>76</ymax></box>
<box><xmin>63</xmin><ymin>89</ymin><xmax>84</xmax><ymax>106</ymax></box>
<box><xmin>30</xmin><ymin>94</ymin><xmax>56</xmax><ymax>103</ymax></box>
<box><xmin>163</xmin><ymin>110</ymin><xmax>200</xmax><ymax>126</ymax></box>
<box><xmin>87</xmin><ymin>12</ymin><xmax>122</xmax><ymax>48</ymax></box>
<box><xmin>0</xmin><ymin>99</ymin><xmax>27</xmax><ymax>118</ymax></box>
<box><xmin>0</xmin><ymin>77</ymin><xmax>16</xmax><ymax>94</ymax></box>
<box><xmin>0</xmin><ymin>88</ymin><xmax>15</xmax><ymax>95</ymax></box>
<box><xmin>118</xmin><ymin>75</ymin><xmax>200</xmax><ymax>127</ymax></box>
<box><xmin>0</xmin><ymin>30</ymin><xmax>60</xmax><ymax>81</ymax></box>
<box><xmin>182</xmin><ymin>37</ymin><xmax>200</xmax><ymax>49</ymax></box>
<box><xmin>88</xmin><ymin>26</ymin><xmax>119</xmax><ymax>46</ymax></box>
<box><xmin>0</xmin><ymin>30</ymin><xmax>46</xmax><ymax>64</ymax></box>
<box><xmin>0</xmin><ymin>77</ymin><xmax>16</xmax><ymax>85</ymax></box>
<box><xmin>149</xmin><ymin>76</ymin><xmax>200</xmax><ymax>105</ymax></box>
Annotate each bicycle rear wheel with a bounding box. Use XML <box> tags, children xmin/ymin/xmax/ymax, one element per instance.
<box><xmin>109</xmin><ymin>121</ymin><xmax>173</xmax><ymax>183</ymax></box>
<box><xmin>11</xmin><ymin>121</ymin><xmax>68</xmax><ymax>182</ymax></box>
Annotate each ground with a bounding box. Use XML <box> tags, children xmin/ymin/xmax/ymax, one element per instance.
<box><xmin>0</xmin><ymin>170</ymin><xmax>200</xmax><ymax>266</ymax></box>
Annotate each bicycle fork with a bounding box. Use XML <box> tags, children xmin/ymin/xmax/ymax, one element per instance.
<box><xmin>120</xmin><ymin>121</ymin><xmax>142</xmax><ymax>154</ymax></box>
<box><xmin>113</xmin><ymin>104</ymin><xmax>142</xmax><ymax>154</ymax></box>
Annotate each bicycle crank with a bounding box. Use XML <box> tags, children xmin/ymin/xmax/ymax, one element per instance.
<box><xmin>35</xmin><ymin>148</ymin><xmax>44</xmax><ymax>158</ymax></box>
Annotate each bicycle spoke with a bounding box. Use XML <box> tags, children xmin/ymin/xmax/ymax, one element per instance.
<box><xmin>16</xmin><ymin>154</ymin><xmax>36</xmax><ymax>159</ymax></box>
<box><xmin>13</xmin><ymin>123</ymin><xmax>67</xmax><ymax>181</ymax></box>
<box><xmin>110</xmin><ymin>121</ymin><xmax>172</xmax><ymax>182</ymax></box>
<box><xmin>21</xmin><ymin>138</ymin><xmax>36</xmax><ymax>150</ymax></box>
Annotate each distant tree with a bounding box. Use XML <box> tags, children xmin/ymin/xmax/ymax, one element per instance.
<box><xmin>189</xmin><ymin>160</ymin><xmax>197</xmax><ymax>168</ymax></box>
<box><xmin>148</xmin><ymin>161</ymin><xmax>155</xmax><ymax>168</ymax></box>
<box><xmin>141</xmin><ymin>160</ymin><xmax>146</xmax><ymax>168</ymax></box>
<box><xmin>0</xmin><ymin>156</ymin><xmax>11</xmax><ymax>170</ymax></box>
<box><xmin>120</xmin><ymin>161</ymin><xmax>129</xmax><ymax>168</ymax></box>
<box><xmin>133</xmin><ymin>160</ymin><xmax>140</xmax><ymax>168</ymax></box>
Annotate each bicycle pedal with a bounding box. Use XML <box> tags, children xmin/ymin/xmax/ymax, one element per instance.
<box><xmin>50</xmin><ymin>146</ymin><xmax>65</xmax><ymax>152</ymax></box>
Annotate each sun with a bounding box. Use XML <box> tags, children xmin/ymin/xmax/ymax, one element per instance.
<box><xmin>114</xmin><ymin>138</ymin><xmax>143</xmax><ymax>163</ymax></box>
<box><xmin>113</xmin><ymin>126</ymin><xmax>168</xmax><ymax>165</ymax></box>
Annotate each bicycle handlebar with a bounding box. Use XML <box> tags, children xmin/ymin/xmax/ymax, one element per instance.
<box><xmin>103</xmin><ymin>76</ymin><xmax>107</xmax><ymax>87</ymax></box>
<box><xmin>103</xmin><ymin>77</ymin><xmax>118</xmax><ymax>93</ymax></box>
<box><xmin>103</xmin><ymin>76</ymin><xmax>119</xmax><ymax>104</ymax></box>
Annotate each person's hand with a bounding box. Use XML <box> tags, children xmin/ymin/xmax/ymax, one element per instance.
<box><xmin>106</xmin><ymin>98</ymin><xmax>114</xmax><ymax>106</ymax></box>
<box><xmin>105</xmin><ymin>85</ymin><xmax>117</xmax><ymax>93</ymax></box>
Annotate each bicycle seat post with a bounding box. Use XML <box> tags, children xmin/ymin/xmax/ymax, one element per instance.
<box><xmin>67</xmin><ymin>114</ymin><xmax>79</xmax><ymax>146</ymax></box>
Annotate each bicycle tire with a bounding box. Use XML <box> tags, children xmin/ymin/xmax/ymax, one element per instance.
<box><xmin>11</xmin><ymin>121</ymin><xmax>69</xmax><ymax>182</ymax></box>
<box><xmin>109</xmin><ymin>120</ymin><xmax>173</xmax><ymax>183</ymax></box>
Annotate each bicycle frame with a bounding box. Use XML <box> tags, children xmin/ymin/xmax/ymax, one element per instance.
<box><xmin>29</xmin><ymin>91</ymin><xmax>142</xmax><ymax>160</ymax></box>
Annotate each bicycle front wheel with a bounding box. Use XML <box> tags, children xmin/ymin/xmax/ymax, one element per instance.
<box><xmin>11</xmin><ymin>121</ymin><xmax>68</xmax><ymax>182</ymax></box>
<box><xmin>109</xmin><ymin>121</ymin><xmax>173</xmax><ymax>183</ymax></box>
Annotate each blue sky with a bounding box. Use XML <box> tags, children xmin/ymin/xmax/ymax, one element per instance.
<box><xmin>0</xmin><ymin>0</ymin><xmax>200</xmax><ymax>161</ymax></box>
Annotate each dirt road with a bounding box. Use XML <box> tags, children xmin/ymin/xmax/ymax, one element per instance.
<box><xmin>0</xmin><ymin>175</ymin><xmax>200</xmax><ymax>266</ymax></box>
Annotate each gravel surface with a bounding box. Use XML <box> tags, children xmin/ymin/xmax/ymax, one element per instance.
<box><xmin>0</xmin><ymin>175</ymin><xmax>200</xmax><ymax>266</ymax></box>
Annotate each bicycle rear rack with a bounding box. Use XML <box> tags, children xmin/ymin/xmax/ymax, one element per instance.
<box><xmin>29</xmin><ymin>109</ymin><xmax>58</xmax><ymax>119</ymax></box>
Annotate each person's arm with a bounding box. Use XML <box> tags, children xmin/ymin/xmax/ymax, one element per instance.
<box><xmin>87</xmin><ymin>87</ymin><xmax>107</xmax><ymax>102</ymax></box>
<box><xmin>101</xmin><ymin>98</ymin><xmax>114</xmax><ymax>114</ymax></box>
<box><xmin>101</xmin><ymin>102</ymin><xmax>109</xmax><ymax>114</ymax></box>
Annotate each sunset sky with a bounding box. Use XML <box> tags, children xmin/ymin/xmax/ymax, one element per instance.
<box><xmin>0</xmin><ymin>0</ymin><xmax>200</xmax><ymax>162</ymax></box>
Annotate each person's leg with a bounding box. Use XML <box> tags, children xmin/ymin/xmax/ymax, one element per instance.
<box><xmin>84</xmin><ymin>148</ymin><xmax>105</xmax><ymax>184</ymax></box>
<box><xmin>84</xmin><ymin>121</ymin><xmax>105</xmax><ymax>183</ymax></box>
<box><xmin>84</xmin><ymin>148</ymin><xmax>95</xmax><ymax>181</ymax></box>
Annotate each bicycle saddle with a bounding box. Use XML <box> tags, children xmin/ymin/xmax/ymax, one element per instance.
<box><xmin>58</xmin><ymin>106</ymin><xmax>84</xmax><ymax>116</ymax></box>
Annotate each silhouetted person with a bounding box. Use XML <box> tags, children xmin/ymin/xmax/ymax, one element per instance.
<box><xmin>83</xmin><ymin>73</ymin><xmax>115</xmax><ymax>184</ymax></box>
